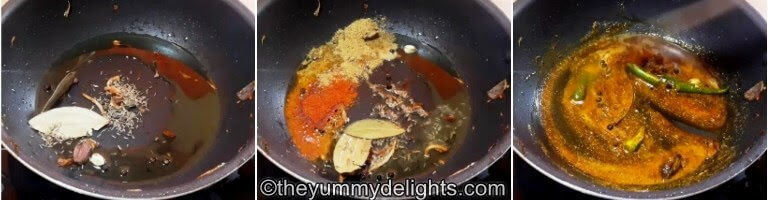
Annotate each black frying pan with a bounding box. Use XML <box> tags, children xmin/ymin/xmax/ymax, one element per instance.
<box><xmin>1</xmin><ymin>0</ymin><xmax>254</xmax><ymax>199</ymax></box>
<box><xmin>513</xmin><ymin>0</ymin><xmax>766</xmax><ymax>199</ymax></box>
<box><xmin>257</xmin><ymin>0</ymin><xmax>510</xmax><ymax>190</ymax></box>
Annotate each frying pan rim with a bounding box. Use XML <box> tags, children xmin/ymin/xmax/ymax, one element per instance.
<box><xmin>512</xmin><ymin>0</ymin><xmax>767</xmax><ymax>199</ymax></box>
<box><xmin>255</xmin><ymin>0</ymin><xmax>512</xmax><ymax>193</ymax></box>
<box><xmin>224</xmin><ymin>0</ymin><xmax>255</xmax><ymax>27</ymax></box>
<box><xmin>0</xmin><ymin>140</ymin><xmax>255</xmax><ymax>200</ymax></box>
<box><xmin>0</xmin><ymin>0</ymin><xmax>256</xmax><ymax>199</ymax></box>
<box><xmin>512</xmin><ymin>0</ymin><xmax>767</xmax><ymax>33</ymax></box>
<box><xmin>475</xmin><ymin>0</ymin><xmax>511</xmax><ymax>35</ymax></box>
<box><xmin>0</xmin><ymin>0</ymin><xmax>23</xmax><ymax>21</ymax></box>
<box><xmin>511</xmin><ymin>146</ymin><xmax>767</xmax><ymax>200</ymax></box>
<box><xmin>256</xmin><ymin>0</ymin><xmax>510</xmax><ymax>35</ymax></box>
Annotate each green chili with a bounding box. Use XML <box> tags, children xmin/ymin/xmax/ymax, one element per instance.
<box><xmin>626</xmin><ymin>63</ymin><xmax>662</xmax><ymax>85</ymax></box>
<box><xmin>571</xmin><ymin>66</ymin><xmax>600</xmax><ymax>101</ymax></box>
<box><xmin>572</xmin><ymin>78</ymin><xmax>588</xmax><ymax>101</ymax></box>
<box><xmin>661</xmin><ymin>75</ymin><xmax>729</xmax><ymax>95</ymax></box>
<box><xmin>626</xmin><ymin>63</ymin><xmax>728</xmax><ymax>95</ymax></box>
<box><xmin>623</xmin><ymin>127</ymin><xmax>645</xmax><ymax>153</ymax></box>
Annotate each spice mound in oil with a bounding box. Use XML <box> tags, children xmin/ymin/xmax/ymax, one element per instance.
<box><xmin>35</xmin><ymin>34</ymin><xmax>222</xmax><ymax>182</ymax></box>
<box><xmin>284</xmin><ymin>18</ymin><xmax>472</xmax><ymax>181</ymax></box>
<box><xmin>285</xmin><ymin>18</ymin><xmax>398</xmax><ymax>161</ymax></box>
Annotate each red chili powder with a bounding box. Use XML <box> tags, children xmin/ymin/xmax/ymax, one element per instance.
<box><xmin>285</xmin><ymin>78</ymin><xmax>358</xmax><ymax>160</ymax></box>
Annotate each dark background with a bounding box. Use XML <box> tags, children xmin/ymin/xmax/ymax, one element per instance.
<box><xmin>513</xmin><ymin>153</ymin><xmax>767</xmax><ymax>200</ymax></box>
<box><xmin>1</xmin><ymin>149</ymin><xmax>255</xmax><ymax>200</ymax></box>
<box><xmin>257</xmin><ymin>151</ymin><xmax>511</xmax><ymax>199</ymax></box>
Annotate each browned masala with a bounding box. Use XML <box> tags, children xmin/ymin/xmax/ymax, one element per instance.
<box><xmin>540</xmin><ymin>34</ymin><xmax>725</xmax><ymax>188</ymax></box>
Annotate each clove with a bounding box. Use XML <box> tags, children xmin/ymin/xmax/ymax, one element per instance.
<box><xmin>660</xmin><ymin>154</ymin><xmax>684</xmax><ymax>179</ymax></box>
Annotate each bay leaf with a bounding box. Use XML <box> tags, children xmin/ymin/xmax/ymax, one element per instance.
<box><xmin>333</xmin><ymin>134</ymin><xmax>372</xmax><ymax>174</ymax></box>
<box><xmin>369</xmin><ymin>139</ymin><xmax>398</xmax><ymax>171</ymax></box>
<box><xmin>343</xmin><ymin>119</ymin><xmax>404</xmax><ymax>139</ymax></box>
<box><xmin>29</xmin><ymin>106</ymin><xmax>108</xmax><ymax>141</ymax></box>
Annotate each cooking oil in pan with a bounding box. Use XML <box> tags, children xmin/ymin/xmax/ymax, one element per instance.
<box><xmin>39</xmin><ymin>33</ymin><xmax>221</xmax><ymax>182</ymax></box>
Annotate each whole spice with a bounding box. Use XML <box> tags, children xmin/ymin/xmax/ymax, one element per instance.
<box><xmin>81</xmin><ymin>93</ymin><xmax>106</xmax><ymax>115</ymax></box>
<box><xmin>101</xmin><ymin>76</ymin><xmax>148</xmax><ymax>133</ymax></box>
<box><xmin>42</xmin><ymin>71</ymin><xmax>77</xmax><ymax>112</ymax></box>
<box><xmin>343</xmin><ymin>119</ymin><xmax>404</xmax><ymax>139</ymax></box>
<box><xmin>261</xmin><ymin>35</ymin><xmax>266</xmax><ymax>44</ymax></box>
<box><xmin>660</xmin><ymin>154</ymin><xmax>685</xmax><ymax>179</ymax></box>
<box><xmin>162</xmin><ymin>129</ymin><xmax>176</xmax><ymax>139</ymax></box>
<box><xmin>73</xmin><ymin>138</ymin><xmax>99</xmax><ymax>164</ymax></box>
<box><xmin>369</xmin><ymin>82</ymin><xmax>428</xmax><ymax>132</ymax></box>
<box><xmin>105</xmin><ymin>86</ymin><xmax>124</xmax><ymax>106</ymax></box>
<box><xmin>333</xmin><ymin>134</ymin><xmax>372</xmax><ymax>174</ymax></box>
<box><xmin>424</xmin><ymin>142</ymin><xmax>449</xmax><ymax>157</ymax></box>
<box><xmin>90</xmin><ymin>153</ymin><xmax>106</xmax><ymax>167</ymax></box>
<box><xmin>63</xmin><ymin>0</ymin><xmax>71</xmax><ymax>17</ymax></box>
<box><xmin>403</xmin><ymin>45</ymin><xmax>417</xmax><ymax>54</ymax></box>
<box><xmin>105</xmin><ymin>75</ymin><xmax>125</xmax><ymax>106</ymax></box>
<box><xmin>363</xmin><ymin>30</ymin><xmax>379</xmax><ymax>40</ymax></box>
<box><xmin>28</xmin><ymin>106</ymin><xmax>109</xmax><ymax>145</ymax></box>
<box><xmin>236</xmin><ymin>81</ymin><xmax>255</xmax><ymax>101</ymax></box>
<box><xmin>444</xmin><ymin>114</ymin><xmax>456</xmax><ymax>123</ymax></box>
<box><xmin>369</xmin><ymin>139</ymin><xmax>398</xmax><ymax>171</ymax></box>
<box><xmin>57</xmin><ymin>157</ymin><xmax>74</xmax><ymax>167</ymax></box>
<box><xmin>487</xmin><ymin>79</ymin><xmax>510</xmax><ymax>102</ymax></box>
<box><xmin>744</xmin><ymin>81</ymin><xmax>765</xmax><ymax>101</ymax></box>
<box><xmin>313</xmin><ymin>0</ymin><xmax>321</xmax><ymax>16</ymax></box>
